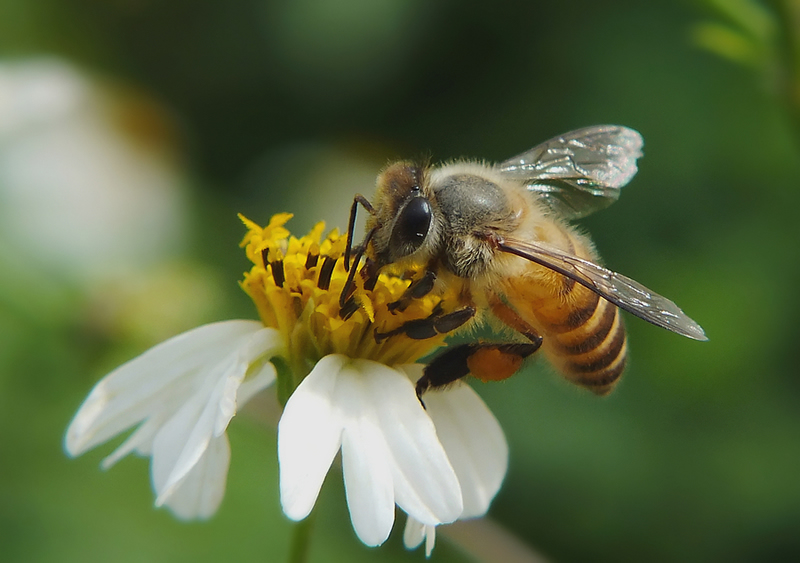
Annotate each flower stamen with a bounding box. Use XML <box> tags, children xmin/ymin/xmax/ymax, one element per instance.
<box><xmin>238</xmin><ymin>213</ymin><xmax>461</xmax><ymax>376</ymax></box>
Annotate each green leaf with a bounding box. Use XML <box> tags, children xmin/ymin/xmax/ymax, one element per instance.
<box><xmin>692</xmin><ymin>21</ymin><xmax>763</xmax><ymax>67</ymax></box>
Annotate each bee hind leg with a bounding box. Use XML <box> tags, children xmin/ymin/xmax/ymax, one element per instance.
<box><xmin>416</xmin><ymin>342</ymin><xmax>541</xmax><ymax>404</ymax></box>
<box><xmin>490</xmin><ymin>297</ymin><xmax>543</xmax><ymax>344</ymax></box>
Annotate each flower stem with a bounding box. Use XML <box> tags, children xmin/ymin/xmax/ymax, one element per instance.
<box><xmin>272</xmin><ymin>355</ymin><xmax>295</xmax><ymax>407</ymax></box>
<box><xmin>287</xmin><ymin>511</ymin><xmax>316</xmax><ymax>563</ymax></box>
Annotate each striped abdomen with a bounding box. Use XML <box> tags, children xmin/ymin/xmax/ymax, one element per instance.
<box><xmin>537</xmin><ymin>285</ymin><xmax>627</xmax><ymax>395</ymax></box>
<box><xmin>501</xmin><ymin>227</ymin><xmax>628</xmax><ymax>395</ymax></box>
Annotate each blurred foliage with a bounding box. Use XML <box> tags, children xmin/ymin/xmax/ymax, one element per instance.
<box><xmin>693</xmin><ymin>0</ymin><xmax>800</xmax><ymax>137</ymax></box>
<box><xmin>1</xmin><ymin>0</ymin><xmax>800</xmax><ymax>562</ymax></box>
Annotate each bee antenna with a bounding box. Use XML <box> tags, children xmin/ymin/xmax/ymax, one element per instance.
<box><xmin>344</xmin><ymin>195</ymin><xmax>376</xmax><ymax>271</ymax></box>
<box><xmin>339</xmin><ymin>225</ymin><xmax>377</xmax><ymax>309</ymax></box>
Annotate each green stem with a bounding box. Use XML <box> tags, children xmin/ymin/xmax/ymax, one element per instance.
<box><xmin>287</xmin><ymin>512</ymin><xmax>316</xmax><ymax>563</ymax></box>
<box><xmin>272</xmin><ymin>355</ymin><xmax>296</xmax><ymax>407</ymax></box>
<box><xmin>773</xmin><ymin>0</ymin><xmax>800</xmax><ymax>142</ymax></box>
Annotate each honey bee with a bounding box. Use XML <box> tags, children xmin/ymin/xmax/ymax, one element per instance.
<box><xmin>340</xmin><ymin>125</ymin><xmax>706</xmax><ymax>399</ymax></box>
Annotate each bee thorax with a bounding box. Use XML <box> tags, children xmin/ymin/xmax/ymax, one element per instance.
<box><xmin>433</xmin><ymin>172</ymin><xmax>514</xmax><ymax>278</ymax></box>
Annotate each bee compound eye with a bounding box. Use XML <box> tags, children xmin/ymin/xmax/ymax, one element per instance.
<box><xmin>392</xmin><ymin>197</ymin><xmax>432</xmax><ymax>254</ymax></box>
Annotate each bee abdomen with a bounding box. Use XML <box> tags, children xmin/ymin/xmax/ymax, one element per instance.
<box><xmin>546</xmin><ymin>294</ymin><xmax>628</xmax><ymax>396</ymax></box>
<box><xmin>500</xmin><ymin>226</ymin><xmax>630</xmax><ymax>395</ymax></box>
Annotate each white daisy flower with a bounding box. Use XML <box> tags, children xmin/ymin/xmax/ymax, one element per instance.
<box><xmin>66</xmin><ymin>213</ymin><xmax>510</xmax><ymax>554</ymax></box>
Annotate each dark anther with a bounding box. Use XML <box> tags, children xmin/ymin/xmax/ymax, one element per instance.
<box><xmin>260</xmin><ymin>248</ymin><xmax>270</xmax><ymax>269</ymax></box>
<box><xmin>270</xmin><ymin>260</ymin><xmax>285</xmax><ymax>288</ymax></box>
<box><xmin>360</xmin><ymin>258</ymin><xmax>379</xmax><ymax>292</ymax></box>
<box><xmin>374</xmin><ymin>328</ymin><xmax>390</xmax><ymax>343</ymax></box>
<box><xmin>305</xmin><ymin>249</ymin><xmax>319</xmax><ymax>270</ymax></box>
<box><xmin>317</xmin><ymin>256</ymin><xmax>337</xmax><ymax>290</ymax></box>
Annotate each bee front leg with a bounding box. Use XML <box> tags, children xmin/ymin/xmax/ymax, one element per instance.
<box><xmin>416</xmin><ymin>341</ymin><xmax>542</xmax><ymax>403</ymax></box>
<box><xmin>387</xmin><ymin>270</ymin><xmax>437</xmax><ymax>312</ymax></box>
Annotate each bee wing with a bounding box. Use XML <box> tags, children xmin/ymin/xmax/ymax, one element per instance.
<box><xmin>498</xmin><ymin>237</ymin><xmax>707</xmax><ymax>341</ymax></box>
<box><xmin>498</xmin><ymin>125</ymin><xmax>644</xmax><ymax>219</ymax></box>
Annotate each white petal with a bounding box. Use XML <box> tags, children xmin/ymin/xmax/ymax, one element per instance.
<box><xmin>151</xmin><ymin>327</ymin><xmax>281</xmax><ymax>506</ymax></box>
<box><xmin>104</xmin><ymin>355</ymin><xmax>277</xmax><ymax>469</ymax></box>
<box><xmin>235</xmin><ymin>360</ymin><xmax>277</xmax><ymax>406</ymax></box>
<box><xmin>101</xmin><ymin>415</ymin><xmax>164</xmax><ymax>469</ymax></box>
<box><xmin>336</xmin><ymin>363</ymin><xmax>400</xmax><ymax>546</ymax></box>
<box><xmin>278</xmin><ymin>356</ymin><xmax>464</xmax><ymax>545</ymax></box>
<box><xmin>213</xmin><ymin>328</ymin><xmax>283</xmax><ymax>437</ymax></box>
<box><xmin>150</xmin><ymin>328</ymin><xmax>280</xmax><ymax>505</ymax></box>
<box><xmin>403</xmin><ymin>517</ymin><xmax>437</xmax><ymax>558</ymax></box>
<box><xmin>423</xmin><ymin>380</ymin><xmax>508</xmax><ymax>518</ymax></box>
<box><xmin>353</xmin><ymin>361</ymin><xmax>462</xmax><ymax>526</ymax></box>
<box><xmin>158</xmin><ymin>434</ymin><xmax>231</xmax><ymax>520</ymax></box>
<box><xmin>403</xmin><ymin>516</ymin><xmax>426</xmax><ymax>549</ymax></box>
<box><xmin>152</xmin><ymin>367</ymin><xmax>227</xmax><ymax>506</ymax></box>
<box><xmin>65</xmin><ymin>320</ymin><xmax>271</xmax><ymax>456</ymax></box>
<box><xmin>425</xmin><ymin>525</ymin><xmax>436</xmax><ymax>557</ymax></box>
<box><xmin>340</xmin><ymin>422</ymin><xmax>395</xmax><ymax>546</ymax></box>
<box><xmin>278</xmin><ymin>354</ymin><xmax>347</xmax><ymax>521</ymax></box>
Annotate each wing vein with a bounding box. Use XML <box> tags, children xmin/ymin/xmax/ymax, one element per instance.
<box><xmin>497</xmin><ymin>238</ymin><xmax>707</xmax><ymax>341</ymax></box>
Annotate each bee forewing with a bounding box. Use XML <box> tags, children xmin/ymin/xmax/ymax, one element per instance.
<box><xmin>499</xmin><ymin>125</ymin><xmax>644</xmax><ymax>219</ymax></box>
<box><xmin>498</xmin><ymin>237</ymin><xmax>708</xmax><ymax>341</ymax></box>
<box><xmin>499</xmin><ymin>125</ymin><xmax>643</xmax><ymax>186</ymax></box>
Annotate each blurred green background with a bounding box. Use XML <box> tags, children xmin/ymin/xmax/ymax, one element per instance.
<box><xmin>1</xmin><ymin>0</ymin><xmax>799</xmax><ymax>561</ymax></box>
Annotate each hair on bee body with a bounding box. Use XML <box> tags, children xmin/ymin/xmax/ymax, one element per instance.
<box><xmin>341</xmin><ymin>125</ymin><xmax>707</xmax><ymax>401</ymax></box>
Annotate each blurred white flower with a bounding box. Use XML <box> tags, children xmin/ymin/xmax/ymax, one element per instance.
<box><xmin>0</xmin><ymin>58</ymin><xmax>186</xmax><ymax>283</ymax></box>
<box><xmin>65</xmin><ymin>320</ymin><xmax>283</xmax><ymax>519</ymax></box>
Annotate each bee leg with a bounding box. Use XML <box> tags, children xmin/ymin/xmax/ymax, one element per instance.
<box><xmin>344</xmin><ymin>194</ymin><xmax>376</xmax><ymax>271</ymax></box>
<box><xmin>433</xmin><ymin>306</ymin><xmax>476</xmax><ymax>333</ymax></box>
<box><xmin>339</xmin><ymin>295</ymin><xmax>360</xmax><ymax>320</ymax></box>
<box><xmin>416</xmin><ymin>344</ymin><xmax>475</xmax><ymax>402</ymax></box>
<box><xmin>490</xmin><ymin>297</ymin><xmax>543</xmax><ymax>344</ymax></box>
<box><xmin>338</xmin><ymin>255</ymin><xmax>380</xmax><ymax>316</ymax></box>
<box><xmin>339</xmin><ymin>225</ymin><xmax>378</xmax><ymax>308</ymax></box>
<box><xmin>416</xmin><ymin>342</ymin><xmax>541</xmax><ymax>403</ymax></box>
<box><xmin>374</xmin><ymin>306</ymin><xmax>475</xmax><ymax>342</ymax></box>
<box><xmin>387</xmin><ymin>270</ymin><xmax>437</xmax><ymax>313</ymax></box>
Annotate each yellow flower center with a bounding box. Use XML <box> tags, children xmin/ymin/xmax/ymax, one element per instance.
<box><xmin>239</xmin><ymin>213</ymin><xmax>451</xmax><ymax>381</ymax></box>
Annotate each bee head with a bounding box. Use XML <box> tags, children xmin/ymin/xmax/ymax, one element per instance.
<box><xmin>367</xmin><ymin>161</ymin><xmax>437</xmax><ymax>269</ymax></box>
